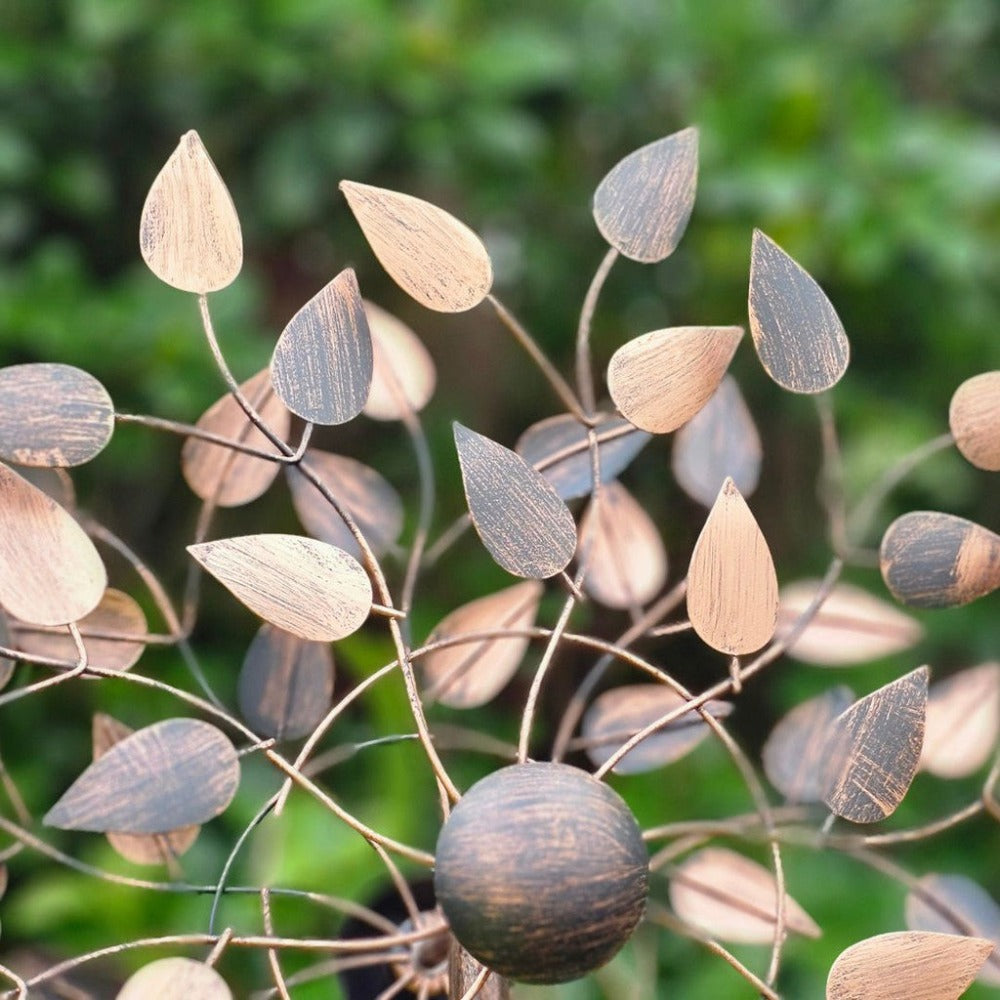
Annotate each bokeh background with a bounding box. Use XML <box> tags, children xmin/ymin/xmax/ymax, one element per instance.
<box><xmin>1</xmin><ymin>0</ymin><xmax>998</xmax><ymax>997</ymax></box>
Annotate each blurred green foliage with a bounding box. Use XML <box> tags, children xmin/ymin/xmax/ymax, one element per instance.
<box><xmin>1</xmin><ymin>0</ymin><xmax>998</xmax><ymax>997</ymax></box>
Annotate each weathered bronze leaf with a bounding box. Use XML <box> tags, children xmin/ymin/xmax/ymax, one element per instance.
<box><xmin>116</xmin><ymin>957</ymin><xmax>232</xmax><ymax>1000</ymax></box>
<box><xmin>454</xmin><ymin>423</ymin><xmax>577</xmax><ymax>579</ymax></box>
<box><xmin>340</xmin><ymin>181</ymin><xmax>493</xmax><ymax>312</ymax></box>
<box><xmin>139</xmin><ymin>130</ymin><xmax>242</xmax><ymax>294</ymax></box>
<box><xmin>362</xmin><ymin>300</ymin><xmax>436</xmax><ymax>420</ymax></box>
<box><xmin>949</xmin><ymin>371</ymin><xmax>1000</xmax><ymax>472</ymax></box>
<box><xmin>592</xmin><ymin>127</ymin><xmax>699</xmax><ymax>263</ymax></box>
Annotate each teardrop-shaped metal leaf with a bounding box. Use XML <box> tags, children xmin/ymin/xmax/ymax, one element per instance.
<box><xmin>181</xmin><ymin>369</ymin><xmax>290</xmax><ymax>507</ymax></box>
<box><xmin>270</xmin><ymin>268</ymin><xmax>373</xmax><ymax>425</ymax></box>
<box><xmin>188</xmin><ymin>534</ymin><xmax>372</xmax><ymax>642</ymax></box>
<box><xmin>776</xmin><ymin>579</ymin><xmax>924</xmax><ymax>666</ymax></box>
<box><xmin>362</xmin><ymin>300</ymin><xmax>437</xmax><ymax>420</ymax></box>
<box><xmin>762</xmin><ymin>686</ymin><xmax>855</xmax><ymax>802</ymax></box>
<box><xmin>671</xmin><ymin>375</ymin><xmax>762</xmax><ymax>507</ymax></box>
<box><xmin>579</xmin><ymin>481</ymin><xmax>667</xmax><ymax>609</ymax></box>
<box><xmin>593</xmin><ymin>127</ymin><xmax>699</xmax><ymax>263</ymax></box>
<box><xmin>454</xmin><ymin>423</ymin><xmax>577</xmax><ymax>579</ymax></box>
<box><xmin>286</xmin><ymin>450</ymin><xmax>403</xmax><ymax>560</ymax></box>
<box><xmin>45</xmin><ymin>718</ymin><xmax>239</xmax><ymax>834</ymax></box>
<box><xmin>607</xmin><ymin>326</ymin><xmax>744</xmax><ymax>434</ymax></box>
<box><xmin>826</xmin><ymin>931</ymin><xmax>994</xmax><ymax>1000</ymax></box>
<box><xmin>0</xmin><ymin>363</ymin><xmax>114</xmax><ymax>468</ymax></box>
<box><xmin>0</xmin><ymin>611</ymin><xmax>15</xmax><ymax>691</ymax></box>
<box><xmin>117</xmin><ymin>957</ymin><xmax>232</xmax><ymax>1000</ymax></box>
<box><xmin>516</xmin><ymin>412</ymin><xmax>650</xmax><ymax>501</ymax></box>
<box><xmin>950</xmin><ymin>371</ymin><xmax>1000</xmax><ymax>472</ymax></box>
<box><xmin>822</xmin><ymin>667</ymin><xmax>929</xmax><ymax>824</ymax></box>
<box><xmin>582</xmin><ymin>685</ymin><xmax>732</xmax><ymax>775</ymax></box>
<box><xmin>139</xmin><ymin>130</ymin><xmax>242</xmax><ymax>294</ymax></box>
<box><xmin>687</xmin><ymin>478</ymin><xmax>778</xmax><ymax>655</ymax></box>
<box><xmin>422</xmin><ymin>581</ymin><xmax>543</xmax><ymax>708</ymax></box>
<box><xmin>340</xmin><ymin>181</ymin><xmax>493</xmax><ymax>312</ymax></box>
<box><xmin>920</xmin><ymin>663</ymin><xmax>1000</xmax><ymax>779</ymax></box>
<box><xmin>10</xmin><ymin>587</ymin><xmax>147</xmax><ymax>671</ymax></box>
<box><xmin>0</xmin><ymin>461</ymin><xmax>107</xmax><ymax>626</ymax></box>
<box><xmin>748</xmin><ymin>230</ymin><xmax>850</xmax><ymax>394</ymax></box>
<box><xmin>905</xmin><ymin>875</ymin><xmax>1000</xmax><ymax>986</ymax></box>
<box><xmin>92</xmin><ymin>714</ymin><xmax>199</xmax><ymax>866</ymax></box>
<box><xmin>670</xmin><ymin>847</ymin><xmax>821</xmax><ymax>944</ymax></box>
<box><xmin>237</xmin><ymin>624</ymin><xmax>335</xmax><ymax>740</ymax></box>
<box><xmin>880</xmin><ymin>511</ymin><xmax>1000</xmax><ymax>609</ymax></box>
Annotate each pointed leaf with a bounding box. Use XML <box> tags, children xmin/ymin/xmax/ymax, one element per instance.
<box><xmin>822</xmin><ymin>667</ymin><xmax>929</xmax><ymax>823</ymax></box>
<box><xmin>181</xmin><ymin>369</ymin><xmax>290</xmax><ymax>507</ymax></box>
<box><xmin>238</xmin><ymin>624</ymin><xmax>335</xmax><ymax>740</ymax></box>
<box><xmin>920</xmin><ymin>663</ymin><xmax>1000</xmax><ymax>778</ymax></box>
<box><xmin>749</xmin><ymin>230</ymin><xmax>849</xmax><ymax>393</ymax></box>
<box><xmin>607</xmin><ymin>326</ymin><xmax>743</xmax><ymax>434</ymax></box>
<box><xmin>362</xmin><ymin>300</ymin><xmax>437</xmax><ymax>420</ymax></box>
<box><xmin>117</xmin><ymin>957</ymin><xmax>232</xmax><ymax>1000</ymax></box>
<box><xmin>287</xmin><ymin>450</ymin><xmax>403</xmax><ymax>560</ymax></box>
<box><xmin>422</xmin><ymin>581</ymin><xmax>543</xmax><ymax>708</ymax></box>
<box><xmin>188</xmin><ymin>534</ymin><xmax>372</xmax><ymax>642</ymax></box>
<box><xmin>582</xmin><ymin>685</ymin><xmax>732</xmax><ymax>775</ymax></box>
<box><xmin>949</xmin><ymin>371</ymin><xmax>1000</xmax><ymax>471</ymax></box>
<box><xmin>880</xmin><ymin>511</ymin><xmax>1000</xmax><ymax>609</ymax></box>
<box><xmin>762</xmin><ymin>686</ymin><xmax>855</xmax><ymax>802</ymax></box>
<box><xmin>777</xmin><ymin>579</ymin><xmax>924</xmax><ymax>666</ymax></box>
<box><xmin>670</xmin><ymin>847</ymin><xmax>820</xmax><ymax>944</ymax></box>
<box><xmin>270</xmin><ymin>268</ymin><xmax>373</xmax><ymax>425</ymax></box>
<box><xmin>139</xmin><ymin>130</ymin><xmax>242</xmax><ymax>294</ymax></box>
<box><xmin>579</xmin><ymin>481</ymin><xmax>667</xmax><ymax>609</ymax></box>
<box><xmin>0</xmin><ymin>461</ymin><xmax>106</xmax><ymax>626</ymax></box>
<box><xmin>826</xmin><ymin>931</ymin><xmax>993</xmax><ymax>1000</ymax></box>
<box><xmin>672</xmin><ymin>375</ymin><xmax>762</xmax><ymax>507</ymax></box>
<box><xmin>340</xmin><ymin>181</ymin><xmax>492</xmax><ymax>312</ymax></box>
<box><xmin>687</xmin><ymin>478</ymin><xmax>778</xmax><ymax>655</ymax></box>
<box><xmin>454</xmin><ymin>423</ymin><xmax>577</xmax><ymax>579</ymax></box>
<box><xmin>45</xmin><ymin>718</ymin><xmax>239</xmax><ymax>834</ymax></box>
<box><xmin>593</xmin><ymin>127</ymin><xmax>699</xmax><ymax>263</ymax></box>
<box><xmin>0</xmin><ymin>363</ymin><xmax>113</xmax><ymax>467</ymax></box>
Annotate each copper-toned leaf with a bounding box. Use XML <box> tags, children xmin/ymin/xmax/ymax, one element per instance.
<box><xmin>270</xmin><ymin>268</ymin><xmax>373</xmax><ymax>426</ymax></box>
<box><xmin>10</xmin><ymin>588</ymin><xmax>147</xmax><ymax>671</ymax></box>
<box><xmin>592</xmin><ymin>127</ymin><xmax>699</xmax><ymax>263</ymax></box>
<box><xmin>139</xmin><ymin>130</ymin><xmax>242</xmax><ymax>294</ymax></box>
<box><xmin>671</xmin><ymin>375</ymin><xmax>762</xmax><ymax>507</ymax></box>
<box><xmin>92</xmin><ymin>714</ymin><xmax>199</xmax><ymax>866</ymax></box>
<box><xmin>237</xmin><ymin>624</ymin><xmax>335</xmax><ymax>740</ymax></box>
<box><xmin>454</xmin><ymin>423</ymin><xmax>577</xmax><ymax>580</ymax></box>
<box><xmin>45</xmin><ymin>718</ymin><xmax>239</xmax><ymax>834</ymax></box>
<box><xmin>777</xmin><ymin>579</ymin><xmax>924</xmax><ymax>667</ymax></box>
<box><xmin>181</xmin><ymin>369</ymin><xmax>290</xmax><ymax>507</ymax></box>
<box><xmin>670</xmin><ymin>847</ymin><xmax>820</xmax><ymax>944</ymax></box>
<box><xmin>748</xmin><ymin>230</ymin><xmax>850</xmax><ymax>394</ymax></box>
<box><xmin>188</xmin><ymin>534</ymin><xmax>372</xmax><ymax>642</ymax></box>
<box><xmin>0</xmin><ymin>363</ymin><xmax>113</xmax><ymax>468</ymax></box>
<box><xmin>0</xmin><ymin>611</ymin><xmax>14</xmax><ymax>691</ymax></box>
<box><xmin>906</xmin><ymin>875</ymin><xmax>1000</xmax><ymax>986</ymax></box>
<box><xmin>340</xmin><ymin>181</ymin><xmax>492</xmax><ymax>312</ymax></box>
<box><xmin>287</xmin><ymin>450</ymin><xmax>403</xmax><ymax>560</ymax></box>
<box><xmin>117</xmin><ymin>957</ymin><xmax>232</xmax><ymax>1000</ymax></box>
<box><xmin>920</xmin><ymin>663</ymin><xmax>1000</xmax><ymax>779</ymax></box>
<box><xmin>822</xmin><ymin>667</ymin><xmax>929</xmax><ymax>824</ymax></box>
<box><xmin>516</xmin><ymin>412</ymin><xmax>650</xmax><ymax>501</ymax></box>
<box><xmin>362</xmin><ymin>300</ymin><xmax>436</xmax><ymax>420</ymax></box>
<box><xmin>582</xmin><ymin>684</ymin><xmax>732</xmax><ymax>775</ymax></box>
<box><xmin>579</xmin><ymin>481</ymin><xmax>667</xmax><ymax>609</ymax></box>
<box><xmin>687</xmin><ymin>478</ymin><xmax>778</xmax><ymax>655</ymax></box>
<box><xmin>762</xmin><ymin>686</ymin><xmax>855</xmax><ymax>802</ymax></box>
<box><xmin>607</xmin><ymin>326</ymin><xmax>743</xmax><ymax>435</ymax></box>
<box><xmin>422</xmin><ymin>581</ymin><xmax>543</xmax><ymax>708</ymax></box>
<box><xmin>826</xmin><ymin>931</ymin><xmax>994</xmax><ymax>1000</ymax></box>
<box><xmin>0</xmin><ymin>461</ymin><xmax>106</xmax><ymax>626</ymax></box>
<box><xmin>880</xmin><ymin>511</ymin><xmax>1000</xmax><ymax>609</ymax></box>
<box><xmin>950</xmin><ymin>371</ymin><xmax>1000</xmax><ymax>472</ymax></box>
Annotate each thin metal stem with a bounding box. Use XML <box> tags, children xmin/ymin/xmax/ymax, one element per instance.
<box><xmin>575</xmin><ymin>246</ymin><xmax>619</xmax><ymax>415</ymax></box>
<box><xmin>260</xmin><ymin>889</ymin><xmax>292</xmax><ymax>1000</ymax></box>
